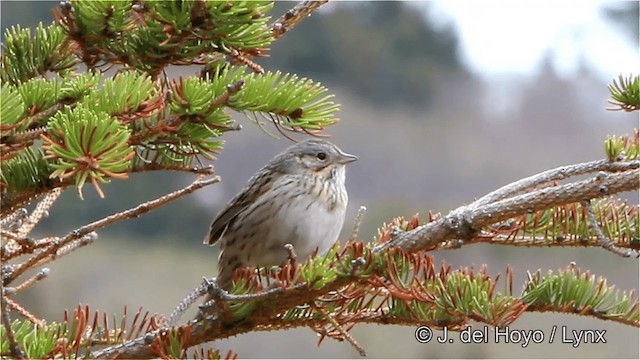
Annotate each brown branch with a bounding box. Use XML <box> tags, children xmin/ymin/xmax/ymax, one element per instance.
<box><xmin>92</xmin><ymin>269</ymin><xmax>637</xmax><ymax>360</ymax></box>
<box><xmin>23</xmin><ymin>103</ymin><xmax>66</xmax><ymax>131</ymax></box>
<box><xmin>4</xmin><ymin>296</ymin><xmax>45</xmax><ymax>327</ymax></box>
<box><xmin>470</xmin><ymin>169</ymin><xmax>638</xmax><ymax>227</ymax></box>
<box><xmin>0</xmin><ymin>181</ymin><xmax>68</xmax><ymax>217</ymax></box>
<box><xmin>381</xmin><ymin>168</ymin><xmax>639</xmax><ymax>253</ymax></box>
<box><xmin>16</xmin><ymin>188</ymin><xmax>61</xmax><ymax>238</ymax></box>
<box><xmin>270</xmin><ymin>0</ymin><xmax>330</xmax><ymax>40</ymax></box>
<box><xmin>1</xmin><ymin>291</ymin><xmax>24</xmax><ymax>360</ymax></box>
<box><xmin>0</xmin><ymin>208</ymin><xmax>28</xmax><ymax>229</ymax></box>
<box><xmin>582</xmin><ymin>200</ymin><xmax>635</xmax><ymax>257</ymax></box>
<box><xmin>12</xmin><ymin>268</ymin><xmax>49</xmax><ymax>293</ymax></box>
<box><xmin>92</xmin><ymin>278</ymin><xmax>352</xmax><ymax>359</ymax></box>
<box><xmin>315</xmin><ymin>304</ymin><xmax>366</xmax><ymax>356</ymax></box>
<box><xmin>130</xmin><ymin>163</ymin><xmax>216</xmax><ymax>175</ymax></box>
<box><xmin>2</xmin><ymin>176</ymin><xmax>220</xmax><ymax>286</ymax></box>
<box><xmin>2</xmin><ymin>126</ymin><xmax>48</xmax><ymax>146</ymax></box>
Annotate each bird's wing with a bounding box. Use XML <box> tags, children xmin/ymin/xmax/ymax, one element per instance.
<box><xmin>204</xmin><ymin>169</ymin><xmax>275</xmax><ymax>245</ymax></box>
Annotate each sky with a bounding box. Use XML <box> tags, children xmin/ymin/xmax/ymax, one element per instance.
<box><xmin>416</xmin><ymin>0</ymin><xmax>639</xmax><ymax>82</ymax></box>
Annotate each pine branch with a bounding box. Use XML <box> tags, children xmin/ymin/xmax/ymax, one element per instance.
<box><xmin>582</xmin><ymin>200</ymin><xmax>634</xmax><ymax>257</ymax></box>
<box><xmin>93</xmin><ymin>242</ymin><xmax>638</xmax><ymax>359</ymax></box>
<box><xmin>2</xmin><ymin>175</ymin><xmax>220</xmax><ymax>286</ymax></box>
<box><xmin>379</xmin><ymin>162</ymin><xmax>638</xmax><ymax>253</ymax></box>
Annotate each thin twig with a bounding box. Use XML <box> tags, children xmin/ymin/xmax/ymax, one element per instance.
<box><xmin>270</xmin><ymin>0</ymin><xmax>329</xmax><ymax>40</ymax></box>
<box><xmin>381</xmin><ymin>168</ymin><xmax>639</xmax><ymax>253</ymax></box>
<box><xmin>17</xmin><ymin>188</ymin><xmax>62</xmax><ymax>238</ymax></box>
<box><xmin>52</xmin><ymin>232</ymin><xmax>97</xmax><ymax>258</ymax></box>
<box><xmin>12</xmin><ymin>268</ymin><xmax>49</xmax><ymax>293</ymax></box>
<box><xmin>167</xmin><ymin>279</ymin><xmax>210</xmax><ymax>326</ymax></box>
<box><xmin>284</xmin><ymin>243</ymin><xmax>297</xmax><ymax>262</ymax></box>
<box><xmin>581</xmin><ymin>200</ymin><xmax>636</xmax><ymax>257</ymax></box>
<box><xmin>228</xmin><ymin>49</ymin><xmax>264</xmax><ymax>74</ymax></box>
<box><xmin>22</xmin><ymin>233</ymin><xmax>98</xmax><ymax>271</ymax></box>
<box><xmin>0</xmin><ymin>208</ymin><xmax>28</xmax><ymax>228</ymax></box>
<box><xmin>314</xmin><ymin>303</ymin><xmax>366</xmax><ymax>357</ymax></box>
<box><xmin>3</xmin><ymin>176</ymin><xmax>221</xmax><ymax>286</ymax></box>
<box><xmin>4</xmin><ymin>296</ymin><xmax>45</xmax><ymax>327</ymax></box>
<box><xmin>1</xmin><ymin>236</ymin><xmax>56</xmax><ymax>262</ymax></box>
<box><xmin>1</xmin><ymin>291</ymin><xmax>25</xmax><ymax>360</ymax></box>
<box><xmin>349</xmin><ymin>206</ymin><xmax>367</xmax><ymax>242</ymax></box>
<box><xmin>4</xmin><ymin>126</ymin><xmax>48</xmax><ymax>145</ymax></box>
<box><xmin>0</xmin><ymin>102</ymin><xmax>65</xmax><ymax>145</ymax></box>
<box><xmin>130</xmin><ymin>164</ymin><xmax>216</xmax><ymax>175</ymax></box>
<box><xmin>25</xmin><ymin>103</ymin><xmax>67</xmax><ymax>128</ymax></box>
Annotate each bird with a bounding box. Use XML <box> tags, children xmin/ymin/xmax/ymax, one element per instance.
<box><xmin>204</xmin><ymin>138</ymin><xmax>357</xmax><ymax>291</ymax></box>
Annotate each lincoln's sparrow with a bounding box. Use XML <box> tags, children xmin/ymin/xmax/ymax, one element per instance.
<box><xmin>204</xmin><ymin>138</ymin><xmax>357</xmax><ymax>290</ymax></box>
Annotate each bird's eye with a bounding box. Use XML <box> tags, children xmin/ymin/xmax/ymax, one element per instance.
<box><xmin>316</xmin><ymin>152</ymin><xmax>327</xmax><ymax>161</ymax></box>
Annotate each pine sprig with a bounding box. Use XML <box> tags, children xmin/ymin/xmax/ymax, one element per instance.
<box><xmin>521</xmin><ymin>264</ymin><xmax>639</xmax><ymax>326</ymax></box>
<box><xmin>54</xmin><ymin>0</ymin><xmax>274</xmax><ymax>74</ymax></box>
<box><xmin>0</xmin><ymin>83</ymin><xmax>26</xmax><ymax>135</ymax></box>
<box><xmin>231</xmin><ymin>70</ymin><xmax>340</xmax><ymax>132</ymax></box>
<box><xmin>84</xmin><ymin>70</ymin><xmax>160</xmax><ymax>122</ymax></box>
<box><xmin>0</xmin><ymin>23</ymin><xmax>76</xmax><ymax>85</ymax></box>
<box><xmin>1</xmin><ymin>2</ymin><xmax>343</xmax><ymax>208</ymax></box>
<box><xmin>0</xmin><ymin>319</ymin><xmax>58</xmax><ymax>359</ymax></box>
<box><xmin>0</xmin><ymin>148</ymin><xmax>52</xmax><ymax>207</ymax></box>
<box><xmin>511</xmin><ymin>199</ymin><xmax>638</xmax><ymax>247</ymax></box>
<box><xmin>17</xmin><ymin>78</ymin><xmax>63</xmax><ymax>117</ymax></box>
<box><xmin>42</xmin><ymin>106</ymin><xmax>134</xmax><ymax>198</ymax></box>
<box><xmin>608</xmin><ymin>74</ymin><xmax>640</xmax><ymax>112</ymax></box>
<box><xmin>0</xmin><ymin>305</ymin><xmax>162</xmax><ymax>358</ymax></box>
<box><xmin>605</xmin><ymin>129</ymin><xmax>639</xmax><ymax>162</ymax></box>
<box><xmin>60</xmin><ymin>72</ymin><xmax>102</xmax><ymax>103</ymax></box>
<box><xmin>149</xmin><ymin>241</ymin><xmax>635</xmax><ymax>359</ymax></box>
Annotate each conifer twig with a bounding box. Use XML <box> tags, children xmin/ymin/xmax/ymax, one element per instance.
<box><xmin>314</xmin><ymin>303</ymin><xmax>366</xmax><ymax>357</ymax></box>
<box><xmin>271</xmin><ymin>0</ymin><xmax>329</xmax><ymax>39</ymax></box>
<box><xmin>1</xmin><ymin>290</ymin><xmax>24</xmax><ymax>360</ymax></box>
<box><xmin>12</xmin><ymin>268</ymin><xmax>49</xmax><ymax>293</ymax></box>
<box><xmin>3</xmin><ymin>176</ymin><xmax>221</xmax><ymax>286</ymax></box>
<box><xmin>380</xmin><ymin>168</ymin><xmax>639</xmax><ymax>253</ymax></box>
<box><xmin>2</xmin><ymin>127</ymin><xmax>48</xmax><ymax>147</ymax></box>
<box><xmin>4</xmin><ymin>296</ymin><xmax>44</xmax><ymax>327</ymax></box>
<box><xmin>167</xmin><ymin>279</ymin><xmax>210</xmax><ymax>326</ymax></box>
<box><xmin>349</xmin><ymin>206</ymin><xmax>367</xmax><ymax>242</ymax></box>
<box><xmin>0</xmin><ymin>208</ymin><xmax>28</xmax><ymax>229</ymax></box>
<box><xmin>17</xmin><ymin>188</ymin><xmax>61</xmax><ymax>238</ymax></box>
<box><xmin>581</xmin><ymin>200</ymin><xmax>637</xmax><ymax>258</ymax></box>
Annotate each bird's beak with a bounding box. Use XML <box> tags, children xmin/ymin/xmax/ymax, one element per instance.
<box><xmin>337</xmin><ymin>151</ymin><xmax>358</xmax><ymax>164</ymax></box>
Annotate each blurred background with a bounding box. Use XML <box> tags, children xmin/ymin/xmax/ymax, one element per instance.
<box><xmin>3</xmin><ymin>1</ymin><xmax>639</xmax><ymax>358</ymax></box>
